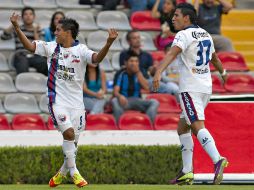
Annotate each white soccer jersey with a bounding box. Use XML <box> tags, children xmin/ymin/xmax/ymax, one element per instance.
<box><xmin>34</xmin><ymin>40</ymin><xmax>95</xmax><ymax>109</ymax></box>
<box><xmin>172</xmin><ymin>25</ymin><xmax>215</xmax><ymax>94</ymax></box>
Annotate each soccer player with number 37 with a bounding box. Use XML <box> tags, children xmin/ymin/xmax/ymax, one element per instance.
<box><xmin>153</xmin><ymin>3</ymin><xmax>228</xmax><ymax>185</ymax></box>
<box><xmin>9</xmin><ymin>12</ymin><xmax>118</xmax><ymax>188</ymax></box>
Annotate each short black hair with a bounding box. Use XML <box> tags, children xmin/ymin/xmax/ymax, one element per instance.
<box><xmin>126</xmin><ymin>29</ymin><xmax>139</xmax><ymax>41</ymax></box>
<box><xmin>21</xmin><ymin>6</ymin><xmax>35</xmax><ymax>18</ymax></box>
<box><xmin>124</xmin><ymin>50</ymin><xmax>139</xmax><ymax>62</ymax></box>
<box><xmin>59</xmin><ymin>18</ymin><xmax>79</xmax><ymax>39</ymax></box>
<box><xmin>176</xmin><ymin>3</ymin><xmax>197</xmax><ymax>25</ymax></box>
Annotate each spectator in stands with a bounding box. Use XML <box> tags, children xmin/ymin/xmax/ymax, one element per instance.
<box><xmin>194</xmin><ymin>0</ymin><xmax>234</xmax><ymax>52</ymax></box>
<box><xmin>44</xmin><ymin>11</ymin><xmax>65</xmax><ymax>42</ymax></box>
<box><xmin>120</xmin><ymin>30</ymin><xmax>179</xmax><ymax>95</ymax></box>
<box><xmin>127</xmin><ymin>0</ymin><xmax>164</xmax><ymax>14</ymax></box>
<box><xmin>112</xmin><ymin>51</ymin><xmax>159</xmax><ymax>123</ymax></box>
<box><xmin>83</xmin><ymin>64</ymin><xmax>107</xmax><ymax>114</ymax></box>
<box><xmin>152</xmin><ymin>0</ymin><xmax>176</xmax><ymax>50</ymax></box>
<box><xmin>0</xmin><ymin>7</ymin><xmax>47</xmax><ymax>76</ymax></box>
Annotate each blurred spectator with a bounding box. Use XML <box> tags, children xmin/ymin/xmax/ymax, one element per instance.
<box><xmin>194</xmin><ymin>0</ymin><xmax>234</xmax><ymax>52</ymax></box>
<box><xmin>120</xmin><ymin>30</ymin><xmax>178</xmax><ymax>95</ymax></box>
<box><xmin>112</xmin><ymin>51</ymin><xmax>159</xmax><ymax>123</ymax></box>
<box><xmin>83</xmin><ymin>64</ymin><xmax>107</xmax><ymax>114</ymax></box>
<box><xmin>43</xmin><ymin>11</ymin><xmax>65</xmax><ymax>42</ymax></box>
<box><xmin>1</xmin><ymin>7</ymin><xmax>47</xmax><ymax>75</ymax></box>
<box><xmin>152</xmin><ymin>0</ymin><xmax>176</xmax><ymax>50</ymax></box>
<box><xmin>127</xmin><ymin>0</ymin><xmax>163</xmax><ymax>14</ymax></box>
<box><xmin>79</xmin><ymin>0</ymin><xmax>121</xmax><ymax>10</ymax></box>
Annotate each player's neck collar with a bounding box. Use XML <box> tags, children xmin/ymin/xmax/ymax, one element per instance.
<box><xmin>184</xmin><ymin>24</ymin><xmax>199</xmax><ymax>30</ymax></box>
<box><xmin>72</xmin><ymin>40</ymin><xmax>79</xmax><ymax>47</ymax></box>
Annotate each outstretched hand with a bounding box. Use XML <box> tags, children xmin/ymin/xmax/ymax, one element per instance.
<box><xmin>10</xmin><ymin>12</ymin><xmax>20</xmax><ymax>28</ymax></box>
<box><xmin>107</xmin><ymin>28</ymin><xmax>118</xmax><ymax>44</ymax></box>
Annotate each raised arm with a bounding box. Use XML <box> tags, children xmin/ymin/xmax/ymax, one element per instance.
<box><xmin>151</xmin><ymin>0</ymin><xmax>161</xmax><ymax>18</ymax></box>
<box><xmin>92</xmin><ymin>28</ymin><xmax>118</xmax><ymax>64</ymax></box>
<box><xmin>153</xmin><ymin>45</ymin><xmax>182</xmax><ymax>91</ymax></box>
<box><xmin>210</xmin><ymin>52</ymin><xmax>227</xmax><ymax>83</ymax></box>
<box><xmin>193</xmin><ymin>0</ymin><xmax>200</xmax><ymax>14</ymax></box>
<box><xmin>218</xmin><ymin>0</ymin><xmax>233</xmax><ymax>13</ymax></box>
<box><xmin>10</xmin><ymin>12</ymin><xmax>36</xmax><ymax>52</ymax></box>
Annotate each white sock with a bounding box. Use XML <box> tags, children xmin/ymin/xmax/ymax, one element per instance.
<box><xmin>179</xmin><ymin>133</ymin><xmax>193</xmax><ymax>173</ymax></box>
<box><xmin>59</xmin><ymin>159</ymin><xmax>69</xmax><ymax>176</ymax></box>
<box><xmin>197</xmin><ymin>128</ymin><xmax>220</xmax><ymax>164</ymax></box>
<box><xmin>62</xmin><ymin>140</ymin><xmax>79</xmax><ymax>177</ymax></box>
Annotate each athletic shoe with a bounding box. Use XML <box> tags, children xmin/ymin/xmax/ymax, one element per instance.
<box><xmin>170</xmin><ymin>170</ymin><xmax>194</xmax><ymax>185</ymax></box>
<box><xmin>72</xmin><ymin>172</ymin><xmax>88</xmax><ymax>188</ymax></box>
<box><xmin>49</xmin><ymin>172</ymin><xmax>65</xmax><ymax>187</ymax></box>
<box><xmin>213</xmin><ymin>157</ymin><xmax>229</xmax><ymax>185</ymax></box>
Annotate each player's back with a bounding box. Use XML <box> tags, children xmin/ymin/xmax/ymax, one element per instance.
<box><xmin>173</xmin><ymin>25</ymin><xmax>215</xmax><ymax>94</ymax></box>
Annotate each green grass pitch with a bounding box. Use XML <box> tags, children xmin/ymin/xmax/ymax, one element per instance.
<box><xmin>0</xmin><ymin>185</ymin><xmax>253</xmax><ymax>190</ymax></box>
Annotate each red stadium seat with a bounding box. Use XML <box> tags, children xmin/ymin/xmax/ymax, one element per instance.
<box><xmin>146</xmin><ymin>94</ymin><xmax>181</xmax><ymax>113</ymax></box>
<box><xmin>224</xmin><ymin>74</ymin><xmax>254</xmax><ymax>93</ymax></box>
<box><xmin>119</xmin><ymin>112</ymin><xmax>153</xmax><ymax>130</ymax></box>
<box><xmin>211</xmin><ymin>74</ymin><xmax>227</xmax><ymax>93</ymax></box>
<box><xmin>209</xmin><ymin>62</ymin><xmax>216</xmax><ymax>72</ymax></box>
<box><xmin>0</xmin><ymin>115</ymin><xmax>11</xmax><ymax>130</ymax></box>
<box><xmin>217</xmin><ymin>52</ymin><xmax>249</xmax><ymax>71</ymax></box>
<box><xmin>86</xmin><ymin>114</ymin><xmax>118</xmax><ymax>130</ymax></box>
<box><xmin>154</xmin><ymin>113</ymin><xmax>179</xmax><ymax>130</ymax></box>
<box><xmin>150</xmin><ymin>51</ymin><xmax>166</xmax><ymax>66</ymax></box>
<box><xmin>47</xmin><ymin>116</ymin><xmax>56</xmax><ymax>130</ymax></box>
<box><xmin>12</xmin><ymin>114</ymin><xmax>47</xmax><ymax>130</ymax></box>
<box><xmin>130</xmin><ymin>11</ymin><xmax>160</xmax><ymax>31</ymax></box>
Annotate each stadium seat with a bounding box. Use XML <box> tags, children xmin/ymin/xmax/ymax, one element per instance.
<box><xmin>86</xmin><ymin>114</ymin><xmax>118</xmax><ymax>130</ymax></box>
<box><xmin>0</xmin><ymin>11</ymin><xmax>15</xmax><ymax>30</ymax></box>
<box><xmin>224</xmin><ymin>74</ymin><xmax>254</xmax><ymax>93</ymax></box>
<box><xmin>146</xmin><ymin>94</ymin><xmax>181</xmax><ymax>113</ymax></box>
<box><xmin>154</xmin><ymin>113</ymin><xmax>179</xmax><ymax>130</ymax></box>
<box><xmin>0</xmin><ymin>115</ymin><xmax>11</xmax><ymax>130</ymax></box>
<box><xmin>118</xmin><ymin>112</ymin><xmax>153</xmax><ymax>130</ymax></box>
<box><xmin>121</xmin><ymin>32</ymin><xmax>157</xmax><ymax>51</ymax></box>
<box><xmin>150</xmin><ymin>51</ymin><xmax>166</xmax><ymax>65</ymax></box>
<box><xmin>0</xmin><ymin>0</ymin><xmax>23</xmax><ymax>8</ymax></box>
<box><xmin>0</xmin><ymin>73</ymin><xmax>17</xmax><ymax>93</ymax></box>
<box><xmin>56</xmin><ymin>0</ymin><xmax>91</xmax><ymax>9</ymax></box>
<box><xmin>130</xmin><ymin>11</ymin><xmax>161</xmax><ymax>31</ymax></box>
<box><xmin>99</xmin><ymin>56</ymin><xmax>114</xmax><ymax>72</ymax></box>
<box><xmin>217</xmin><ymin>52</ymin><xmax>249</xmax><ymax>71</ymax></box>
<box><xmin>66</xmin><ymin>11</ymin><xmax>98</xmax><ymax>30</ymax></box>
<box><xmin>111</xmin><ymin>52</ymin><xmax>121</xmax><ymax>70</ymax></box>
<box><xmin>15</xmin><ymin>73</ymin><xmax>47</xmax><ymax>93</ymax></box>
<box><xmin>0</xmin><ymin>99</ymin><xmax>6</xmax><ymax>113</ymax></box>
<box><xmin>4</xmin><ymin>93</ymin><xmax>40</xmax><ymax>113</ymax></box>
<box><xmin>47</xmin><ymin>117</ymin><xmax>56</xmax><ymax>130</ymax></box>
<box><xmin>87</xmin><ymin>30</ymin><xmax>122</xmax><ymax>51</ymax></box>
<box><xmin>211</xmin><ymin>74</ymin><xmax>227</xmax><ymax>93</ymax></box>
<box><xmin>209</xmin><ymin>62</ymin><xmax>215</xmax><ymax>72</ymax></box>
<box><xmin>12</xmin><ymin>114</ymin><xmax>47</xmax><ymax>130</ymax></box>
<box><xmin>23</xmin><ymin>0</ymin><xmax>57</xmax><ymax>8</ymax></box>
<box><xmin>39</xmin><ymin>94</ymin><xmax>49</xmax><ymax>113</ymax></box>
<box><xmin>97</xmin><ymin>11</ymin><xmax>131</xmax><ymax>31</ymax></box>
<box><xmin>35</xmin><ymin>10</ymin><xmax>54</xmax><ymax>29</ymax></box>
<box><xmin>0</xmin><ymin>52</ymin><xmax>10</xmax><ymax>72</ymax></box>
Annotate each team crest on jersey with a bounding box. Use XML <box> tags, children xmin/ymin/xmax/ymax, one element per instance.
<box><xmin>58</xmin><ymin>114</ymin><xmax>66</xmax><ymax>122</ymax></box>
<box><xmin>64</xmin><ymin>53</ymin><xmax>69</xmax><ymax>59</ymax></box>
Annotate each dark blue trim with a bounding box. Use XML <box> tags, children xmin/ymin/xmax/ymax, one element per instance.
<box><xmin>184</xmin><ymin>24</ymin><xmax>199</xmax><ymax>30</ymax></box>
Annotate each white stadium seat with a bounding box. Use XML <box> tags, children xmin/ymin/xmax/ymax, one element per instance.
<box><xmin>0</xmin><ymin>11</ymin><xmax>15</xmax><ymax>30</ymax></box>
<box><xmin>111</xmin><ymin>52</ymin><xmax>121</xmax><ymax>70</ymax></box>
<box><xmin>56</xmin><ymin>0</ymin><xmax>91</xmax><ymax>9</ymax></box>
<box><xmin>99</xmin><ymin>56</ymin><xmax>114</xmax><ymax>72</ymax></box>
<box><xmin>0</xmin><ymin>52</ymin><xmax>10</xmax><ymax>72</ymax></box>
<box><xmin>35</xmin><ymin>10</ymin><xmax>54</xmax><ymax>30</ymax></box>
<box><xmin>39</xmin><ymin>94</ymin><xmax>49</xmax><ymax>113</ymax></box>
<box><xmin>0</xmin><ymin>0</ymin><xmax>23</xmax><ymax>8</ymax></box>
<box><xmin>0</xmin><ymin>73</ymin><xmax>17</xmax><ymax>93</ymax></box>
<box><xmin>23</xmin><ymin>0</ymin><xmax>57</xmax><ymax>8</ymax></box>
<box><xmin>0</xmin><ymin>99</ymin><xmax>6</xmax><ymax>113</ymax></box>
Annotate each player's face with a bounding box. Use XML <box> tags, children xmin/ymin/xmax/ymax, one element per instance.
<box><xmin>54</xmin><ymin>24</ymin><xmax>69</xmax><ymax>44</ymax></box>
<box><xmin>203</xmin><ymin>0</ymin><xmax>215</xmax><ymax>7</ymax></box>
<box><xmin>172</xmin><ymin>9</ymin><xmax>185</xmax><ymax>30</ymax></box>
<box><xmin>22</xmin><ymin>10</ymin><xmax>35</xmax><ymax>25</ymax></box>
<box><xmin>54</xmin><ymin>13</ymin><xmax>64</xmax><ymax>27</ymax></box>
<box><xmin>162</xmin><ymin>0</ymin><xmax>175</xmax><ymax>14</ymax></box>
<box><xmin>128</xmin><ymin>32</ymin><xmax>141</xmax><ymax>49</ymax></box>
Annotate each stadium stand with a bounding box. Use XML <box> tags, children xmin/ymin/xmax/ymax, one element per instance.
<box><xmin>0</xmin><ymin>115</ymin><xmax>10</xmax><ymax>130</ymax></box>
<box><xmin>0</xmin><ymin>0</ymin><xmax>24</xmax><ymax>9</ymax></box>
<box><xmin>211</xmin><ymin>74</ymin><xmax>227</xmax><ymax>93</ymax></box>
<box><xmin>97</xmin><ymin>11</ymin><xmax>132</xmax><ymax>31</ymax></box>
<box><xmin>119</xmin><ymin>112</ymin><xmax>153</xmax><ymax>130</ymax></box>
<box><xmin>0</xmin><ymin>10</ymin><xmax>14</xmax><ymax>30</ymax></box>
<box><xmin>150</xmin><ymin>51</ymin><xmax>166</xmax><ymax>64</ymax></box>
<box><xmin>4</xmin><ymin>93</ymin><xmax>40</xmax><ymax>113</ymax></box>
<box><xmin>0</xmin><ymin>99</ymin><xmax>6</xmax><ymax>114</ymax></box>
<box><xmin>224</xmin><ymin>74</ymin><xmax>254</xmax><ymax>93</ymax></box>
<box><xmin>99</xmin><ymin>56</ymin><xmax>115</xmax><ymax>72</ymax></box>
<box><xmin>86</xmin><ymin>114</ymin><xmax>118</xmax><ymax>130</ymax></box>
<box><xmin>154</xmin><ymin>113</ymin><xmax>179</xmax><ymax>130</ymax></box>
<box><xmin>56</xmin><ymin>0</ymin><xmax>91</xmax><ymax>9</ymax></box>
<box><xmin>12</xmin><ymin>114</ymin><xmax>47</xmax><ymax>130</ymax></box>
<box><xmin>23</xmin><ymin>0</ymin><xmax>57</xmax><ymax>9</ymax></box>
<box><xmin>111</xmin><ymin>52</ymin><xmax>121</xmax><ymax>70</ymax></box>
<box><xmin>0</xmin><ymin>52</ymin><xmax>10</xmax><ymax>72</ymax></box>
<box><xmin>0</xmin><ymin>73</ymin><xmax>17</xmax><ymax>93</ymax></box>
<box><xmin>35</xmin><ymin>10</ymin><xmax>54</xmax><ymax>30</ymax></box>
<box><xmin>39</xmin><ymin>94</ymin><xmax>49</xmax><ymax>114</ymax></box>
<box><xmin>146</xmin><ymin>94</ymin><xmax>181</xmax><ymax>113</ymax></box>
<box><xmin>15</xmin><ymin>73</ymin><xmax>47</xmax><ymax>93</ymax></box>
<box><xmin>47</xmin><ymin>117</ymin><xmax>56</xmax><ymax>130</ymax></box>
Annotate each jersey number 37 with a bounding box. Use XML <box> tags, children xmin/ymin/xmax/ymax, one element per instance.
<box><xmin>196</xmin><ymin>40</ymin><xmax>211</xmax><ymax>67</ymax></box>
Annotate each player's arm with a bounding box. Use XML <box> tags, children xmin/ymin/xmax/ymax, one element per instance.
<box><xmin>10</xmin><ymin>12</ymin><xmax>36</xmax><ymax>53</ymax></box>
<box><xmin>210</xmin><ymin>52</ymin><xmax>227</xmax><ymax>83</ymax></box>
<box><xmin>92</xmin><ymin>28</ymin><xmax>118</xmax><ymax>64</ymax></box>
<box><xmin>218</xmin><ymin>0</ymin><xmax>233</xmax><ymax>13</ymax></box>
<box><xmin>153</xmin><ymin>46</ymin><xmax>181</xmax><ymax>91</ymax></box>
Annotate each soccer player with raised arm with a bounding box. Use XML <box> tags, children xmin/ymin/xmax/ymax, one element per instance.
<box><xmin>9</xmin><ymin>13</ymin><xmax>118</xmax><ymax>188</ymax></box>
<box><xmin>153</xmin><ymin>3</ymin><xmax>228</xmax><ymax>185</ymax></box>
